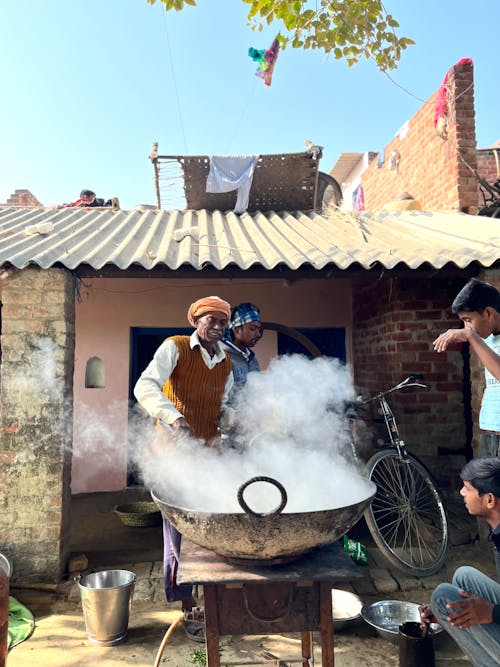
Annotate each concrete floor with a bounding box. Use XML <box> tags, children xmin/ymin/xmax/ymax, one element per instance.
<box><xmin>7</xmin><ymin>488</ymin><xmax>492</xmax><ymax>666</ymax></box>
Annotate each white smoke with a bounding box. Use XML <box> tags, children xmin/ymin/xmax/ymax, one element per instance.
<box><xmin>11</xmin><ymin>336</ymin><xmax>64</xmax><ymax>402</ymax></box>
<box><xmin>134</xmin><ymin>354</ymin><xmax>374</xmax><ymax>513</ymax></box>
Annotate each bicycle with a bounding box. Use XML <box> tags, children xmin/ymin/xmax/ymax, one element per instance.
<box><xmin>351</xmin><ymin>376</ymin><xmax>449</xmax><ymax>577</ymax></box>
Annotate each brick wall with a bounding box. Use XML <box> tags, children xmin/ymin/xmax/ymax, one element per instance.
<box><xmin>351</xmin><ymin>275</ymin><xmax>469</xmax><ymax>486</ymax></box>
<box><xmin>0</xmin><ymin>189</ymin><xmax>42</xmax><ymax>207</ymax></box>
<box><xmin>361</xmin><ymin>59</ymin><xmax>478</xmax><ymax>212</ymax></box>
<box><xmin>477</xmin><ymin>149</ymin><xmax>500</xmax><ymax>183</ymax></box>
<box><xmin>476</xmin><ymin>148</ymin><xmax>500</xmax><ymax>209</ymax></box>
<box><xmin>0</xmin><ymin>267</ymin><xmax>75</xmax><ymax>582</ymax></box>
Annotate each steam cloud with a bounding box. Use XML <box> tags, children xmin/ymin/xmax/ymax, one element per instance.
<box><xmin>134</xmin><ymin>354</ymin><xmax>374</xmax><ymax>513</ymax></box>
<box><xmin>14</xmin><ymin>336</ymin><xmax>374</xmax><ymax>511</ymax></box>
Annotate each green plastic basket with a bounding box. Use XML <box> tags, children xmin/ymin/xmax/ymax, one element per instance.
<box><xmin>114</xmin><ymin>501</ymin><xmax>162</xmax><ymax>528</ymax></box>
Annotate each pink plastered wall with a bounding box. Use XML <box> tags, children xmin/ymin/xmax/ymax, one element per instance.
<box><xmin>72</xmin><ymin>276</ymin><xmax>352</xmax><ymax>492</ymax></box>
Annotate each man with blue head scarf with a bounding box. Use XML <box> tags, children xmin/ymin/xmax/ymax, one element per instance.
<box><xmin>222</xmin><ymin>302</ymin><xmax>262</xmax><ymax>390</ymax></box>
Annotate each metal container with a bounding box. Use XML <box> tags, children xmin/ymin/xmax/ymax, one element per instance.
<box><xmin>152</xmin><ymin>475</ymin><xmax>376</xmax><ymax>563</ymax></box>
<box><xmin>78</xmin><ymin>570</ymin><xmax>136</xmax><ymax>646</ymax></box>
<box><xmin>332</xmin><ymin>589</ymin><xmax>363</xmax><ymax>630</ymax></box>
<box><xmin>399</xmin><ymin>621</ymin><xmax>435</xmax><ymax>667</ymax></box>
<box><xmin>361</xmin><ymin>600</ymin><xmax>443</xmax><ymax>644</ymax></box>
<box><xmin>0</xmin><ymin>555</ymin><xmax>11</xmax><ymax>667</ymax></box>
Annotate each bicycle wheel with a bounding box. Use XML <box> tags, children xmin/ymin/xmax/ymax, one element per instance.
<box><xmin>364</xmin><ymin>449</ymin><xmax>448</xmax><ymax>576</ymax></box>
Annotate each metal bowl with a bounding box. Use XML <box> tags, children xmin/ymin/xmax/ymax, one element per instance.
<box><xmin>332</xmin><ymin>589</ymin><xmax>362</xmax><ymax>630</ymax></box>
<box><xmin>0</xmin><ymin>553</ymin><xmax>12</xmax><ymax>578</ymax></box>
<box><xmin>361</xmin><ymin>600</ymin><xmax>443</xmax><ymax>644</ymax></box>
<box><xmin>151</xmin><ymin>476</ymin><xmax>376</xmax><ymax>564</ymax></box>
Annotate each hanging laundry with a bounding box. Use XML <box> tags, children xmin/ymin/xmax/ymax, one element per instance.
<box><xmin>248</xmin><ymin>36</ymin><xmax>280</xmax><ymax>87</ymax></box>
<box><xmin>434</xmin><ymin>70</ymin><xmax>449</xmax><ymax>139</ymax></box>
<box><xmin>206</xmin><ymin>155</ymin><xmax>259</xmax><ymax>214</ymax></box>
<box><xmin>353</xmin><ymin>186</ymin><xmax>365</xmax><ymax>211</ymax></box>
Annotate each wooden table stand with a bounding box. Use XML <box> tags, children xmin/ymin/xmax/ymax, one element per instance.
<box><xmin>177</xmin><ymin>541</ymin><xmax>364</xmax><ymax>667</ymax></box>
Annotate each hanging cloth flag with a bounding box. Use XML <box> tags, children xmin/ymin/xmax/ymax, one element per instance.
<box><xmin>434</xmin><ymin>57</ymin><xmax>473</xmax><ymax>140</ymax></box>
<box><xmin>248</xmin><ymin>36</ymin><xmax>280</xmax><ymax>87</ymax></box>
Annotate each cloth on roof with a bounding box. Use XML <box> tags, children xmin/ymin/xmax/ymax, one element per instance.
<box><xmin>55</xmin><ymin>197</ymin><xmax>112</xmax><ymax>209</ymax></box>
<box><xmin>353</xmin><ymin>186</ymin><xmax>365</xmax><ymax>211</ymax></box>
<box><xmin>206</xmin><ymin>156</ymin><xmax>259</xmax><ymax>214</ymax></box>
<box><xmin>55</xmin><ymin>189</ymin><xmax>113</xmax><ymax>209</ymax></box>
<box><xmin>8</xmin><ymin>596</ymin><xmax>35</xmax><ymax>649</ymax></box>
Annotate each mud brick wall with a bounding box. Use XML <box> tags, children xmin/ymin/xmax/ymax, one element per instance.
<box><xmin>360</xmin><ymin>59</ymin><xmax>477</xmax><ymax>212</ymax></box>
<box><xmin>351</xmin><ymin>275</ymin><xmax>469</xmax><ymax>487</ymax></box>
<box><xmin>0</xmin><ymin>267</ymin><xmax>75</xmax><ymax>583</ymax></box>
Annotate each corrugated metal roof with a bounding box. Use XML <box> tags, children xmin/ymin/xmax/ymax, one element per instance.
<box><xmin>0</xmin><ymin>206</ymin><xmax>499</xmax><ymax>272</ymax></box>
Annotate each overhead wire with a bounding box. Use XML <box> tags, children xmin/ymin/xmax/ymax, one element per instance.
<box><xmin>77</xmin><ymin>277</ymin><xmax>290</xmax><ymax>296</ymax></box>
<box><xmin>323</xmin><ymin>1</ymin><xmax>473</xmax><ymax>108</ymax></box>
<box><xmin>159</xmin><ymin>3</ymin><xmax>188</xmax><ymax>153</ymax></box>
<box><xmin>225</xmin><ymin>77</ymin><xmax>259</xmax><ymax>154</ymax></box>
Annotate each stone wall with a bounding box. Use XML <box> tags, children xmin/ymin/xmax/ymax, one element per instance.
<box><xmin>0</xmin><ymin>267</ymin><xmax>75</xmax><ymax>582</ymax></box>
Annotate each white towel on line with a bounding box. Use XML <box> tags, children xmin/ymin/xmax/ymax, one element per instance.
<box><xmin>206</xmin><ymin>155</ymin><xmax>259</xmax><ymax>214</ymax></box>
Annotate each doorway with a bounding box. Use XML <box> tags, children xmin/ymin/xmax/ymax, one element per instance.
<box><xmin>128</xmin><ymin>326</ymin><xmax>191</xmax><ymax>485</ymax></box>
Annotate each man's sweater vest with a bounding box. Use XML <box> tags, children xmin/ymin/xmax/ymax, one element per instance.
<box><xmin>161</xmin><ymin>335</ymin><xmax>232</xmax><ymax>442</ymax></box>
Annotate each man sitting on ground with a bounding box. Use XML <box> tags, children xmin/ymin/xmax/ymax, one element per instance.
<box><xmin>420</xmin><ymin>458</ymin><xmax>500</xmax><ymax>667</ymax></box>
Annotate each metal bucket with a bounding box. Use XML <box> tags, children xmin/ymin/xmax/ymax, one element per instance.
<box><xmin>0</xmin><ymin>554</ymin><xmax>11</xmax><ymax>667</ymax></box>
<box><xmin>78</xmin><ymin>570</ymin><xmax>136</xmax><ymax>646</ymax></box>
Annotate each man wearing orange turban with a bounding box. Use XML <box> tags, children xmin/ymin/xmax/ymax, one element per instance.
<box><xmin>187</xmin><ymin>295</ymin><xmax>231</xmax><ymax>327</ymax></box>
<box><xmin>134</xmin><ymin>295</ymin><xmax>233</xmax><ymax>625</ymax></box>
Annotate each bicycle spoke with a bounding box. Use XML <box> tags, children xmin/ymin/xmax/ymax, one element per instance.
<box><xmin>366</xmin><ymin>450</ymin><xmax>448</xmax><ymax>574</ymax></box>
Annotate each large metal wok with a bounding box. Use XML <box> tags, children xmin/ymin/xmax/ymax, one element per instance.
<box><xmin>151</xmin><ymin>476</ymin><xmax>376</xmax><ymax>563</ymax></box>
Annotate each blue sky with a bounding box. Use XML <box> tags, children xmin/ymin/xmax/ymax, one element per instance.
<box><xmin>1</xmin><ymin>1</ymin><xmax>498</xmax><ymax>210</ymax></box>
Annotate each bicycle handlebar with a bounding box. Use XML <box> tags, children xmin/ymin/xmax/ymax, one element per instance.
<box><xmin>356</xmin><ymin>375</ymin><xmax>427</xmax><ymax>405</ymax></box>
<box><xmin>392</xmin><ymin>376</ymin><xmax>427</xmax><ymax>391</ymax></box>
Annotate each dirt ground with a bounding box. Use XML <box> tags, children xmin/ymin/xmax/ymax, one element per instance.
<box><xmin>5</xmin><ymin>489</ymin><xmax>477</xmax><ymax>666</ymax></box>
<box><xmin>6</xmin><ymin>591</ymin><xmax>469</xmax><ymax>667</ymax></box>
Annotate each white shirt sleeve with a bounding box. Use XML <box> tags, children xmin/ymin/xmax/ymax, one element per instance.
<box><xmin>133</xmin><ymin>338</ymin><xmax>183</xmax><ymax>424</ymax></box>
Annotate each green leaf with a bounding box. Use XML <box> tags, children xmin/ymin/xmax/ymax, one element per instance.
<box><xmin>148</xmin><ymin>0</ymin><xmax>414</xmax><ymax>72</ymax></box>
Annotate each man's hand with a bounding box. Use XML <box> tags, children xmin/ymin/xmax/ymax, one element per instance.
<box><xmin>433</xmin><ymin>329</ymin><xmax>470</xmax><ymax>352</ymax></box>
<box><xmin>446</xmin><ymin>591</ymin><xmax>494</xmax><ymax>628</ymax></box>
<box><xmin>419</xmin><ymin>604</ymin><xmax>438</xmax><ymax>628</ymax></box>
<box><xmin>171</xmin><ymin>417</ymin><xmax>195</xmax><ymax>438</ymax></box>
